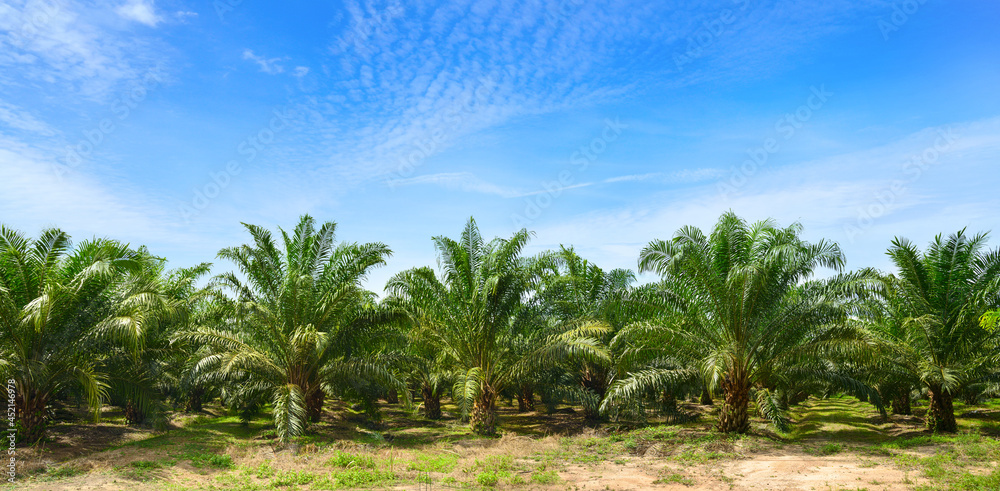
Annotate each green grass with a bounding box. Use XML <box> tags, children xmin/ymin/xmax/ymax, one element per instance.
<box><xmin>116</xmin><ymin>460</ymin><xmax>167</xmax><ymax>481</ymax></box>
<box><xmin>327</xmin><ymin>450</ymin><xmax>376</xmax><ymax>469</ymax></box>
<box><xmin>19</xmin><ymin>397</ymin><xmax>1000</xmax><ymax>490</ymax></box>
<box><xmin>654</xmin><ymin>471</ymin><xmax>694</xmax><ymax>486</ymax></box>
<box><xmin>530</xmin><ymin>469</ymin><xmax>561</xmax><ymax>485</ymax></box>
<box><xmin>42</xmin><ymin>465</ymin><xmax>86</xmax><ymax>480</ymax></box>
<box><xmin>407</xmin><ymin>452</ymin><xmax>459</xmax><ymax>473</ymax></box>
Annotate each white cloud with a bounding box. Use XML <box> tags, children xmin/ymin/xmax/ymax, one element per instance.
<box><xmin>603</xmin><ymin>168</ymin><xmax>726</xmax><ymax>184</ymax></box>
<box><xmin>524</xmin><ymin>118</ymin><xmax>1000</xmax><ymax>277</ymax></box>
<box><xmin>292</xmin><ymin>66</ymin><xmax>309</xmax><ymax>77</ymax></box>
<box><xmin>388</xmin><ymin>172</ymin><xmax>522</xmax><ymax>198</ymax></box>
<box><xmin>0</xmin><ymin>101</ymin><xmax>56</xmax><ymax>136</ymax></box>
<box><xmin>116</xmin><ymin>0</ymin><xmax>162</xmax><ymax>27</ymax></box>
<box><xmin>242</xmin><ymin>49</ymin><xmax>286</xmax><ymax>74</ymax></box>
<box><xmin>0</xmin><ymin>135</ymin><xmax>187</xmax><ymax>246</ymax></box>
<box><xmin>0</xmin><ymin>1</ymin><xmax>164</xmax><ymax>99</ymax></box>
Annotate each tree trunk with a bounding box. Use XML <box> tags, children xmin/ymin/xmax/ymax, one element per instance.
<box><xmin>789</xmin><ymin>391</ymin><xmax>810</xmax><ymax>406</ymax></box>
<box><xmin>185</xmin><ymin>387</ymin><xmax>204</xmax><ymax>413</ymax></box>
<box><xmin>516</xmin><ymin>385</ymin><xmax>535</xmax><ymax>413</ymax></box>
<box><xmin>306</xmin><ymin>388</ymin><xmax>325</xmax><ymax>423</ymax></box>
<box><xmin>927</xmin><ymin>386</ymin><xmax>957</xmax><ymax>433</ymax></box>
<box><xmin>718</xmin><ymin>370</ymin><xmax>751</xmax><ymax>434</ymax></box>
<box><xmin>15</xmin><ymin>387</ymin><xmax>49</xmax><ymax>443</ymax></box>
<box><xmin>470</xmin><ymin>391</ymin><xmax>498</xmax><ymax>436</ymax></box>
<box><xmin>660</xmin><ymin>390</ymin><xmax>677</xmax><ymax>414</ymax></box>
<box><xmin>962</xmin><ymin>388</ymin><xmax>979</xmax><ymax>406</ymax></box>
<box><xmin>700</xmin><ymin>386</ymin><xmax>714</xmax><ymax>406</ymax></box>
<box><xmin>891</xmin><ymin>388</ymin><xmax>912</xmax><ymax>416</ymax></box>
<box><xmin>385</xmin><ymin>390</ymin><xmax>399</xmax><ymax>404</ymax></box>
<box><xmin>124</xmin><ymin>400</ymin><xmax>145</xmax><ymax>425</ymax></box>
<box><xmin>422</xmin><ymin>384</ymin><xmax>441</xmax><ymax>420</ymax></box>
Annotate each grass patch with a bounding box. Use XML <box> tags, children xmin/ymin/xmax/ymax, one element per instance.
<box><xmin>530</xmin><ymin>469</ymin><xmax>561</xmax><ymax>485</ymax></box>
<box><xmin>327</xmin><ymin>450</ymin><xmax>376</xmax><ymax>469</ymax></box>
<box><xmin>654</xmin><ymin>471</ymin><xmax>694</xmax><ymax>486</ymax></box>
<box><xmin>42</xmin><ymin>465</ymin><xmax>86</xmax><ymax>480</ymax></box>
<box><xmin>116</xmin><ymin>460</ymin><xmax>166</xmax><ymax>481</ymax></box>
<box><xmin>407</xmin><ymin>452</ymin><xmax>459</xmax><ymax>473</ymax></box>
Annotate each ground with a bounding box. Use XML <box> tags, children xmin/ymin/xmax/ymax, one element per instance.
<box><xmin>9</xmin><ymin>396</ymin><xmax>1000</xmax><ymax>490</ymax></box>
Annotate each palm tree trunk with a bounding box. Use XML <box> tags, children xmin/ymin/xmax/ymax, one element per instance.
<box><xmin>470</xmin><ymin>391</ymin><xmax>498</xmax><ymax>436</ymax></box>
<box><xmin>185</xmin><ymin>387</ymin><xmax>204</xmax><ymax>413</ymax></box>
<box><xmin>891</xmin><ymin>388</ymin><xmax>912</xmax><ymax>416</ymax></box>
<box><xmin>385</xmin><ymin>390</ymin><xmax>399</xmax><ymax>404</ymax></box>
<box><xmin>660</xmin><ymin>390</ymin><xmax>677</xmax><ymax>414</ymax></box>
<box><xmin>718</xmin><ymin>369</ymin><xmax>751</xmax><ymax>434</ymax></box>
<box><xmin>516</xmin><ymin>385</ymin><xmax>535</xmax><ymax>413</ymax></box>
<box><xmin>961</xmin><ymin>388</ymin><xmax>979</xmax><ymax>406</ymax></box>
<box><xmin>306</xmin><ymin>388</ymin><xmax>325</xmax><ymax>423</ymax></box>
<box><xmin>15</xmin><ymin>387</ymin><xmax>48</xmax><ymax>443</ymax></box>
<box><xmin>700</xmin><ymin>386</ymin><xmax>714</xmax><ymax>406</ymax></box>
<box><xmin>124</xmin><ymin>400</ymin><xmax>145</xmax><ymax>425</ymax></box>
<box><xmin>422</xmin><ymin>384</ymin><xmax>441</xmax><ymax>420</ymax></box>
<box><xmin>927</xmin><ymin>386</ymin><xmax>957</xmax><ymax>433</ymax></box>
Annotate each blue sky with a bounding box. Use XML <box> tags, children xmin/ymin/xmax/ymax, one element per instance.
<box><xmin>1</xmin><ymin>0</ymin><xmax>998</xmax><ymax>291</ymax></box>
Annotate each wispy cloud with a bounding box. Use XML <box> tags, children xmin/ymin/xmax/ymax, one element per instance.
<box><xmin>526</xmin><ymin>117</ymin><xmax>1000</xmax><ymax>276</ymax></box>
<box><xmin>272</xmin><ymin>1</ymin><xmax>893</xmax><ymax>192</ymax></box>
<box><xmin>0</xmin><ymin>101</ymin><xmax>56</xmax><ymax>136</ymax></box>
<box><xmin>242</xmin><ymin>49</ymin><xmax>286</xmax><ymax>75</ymax></box>
<box><xmin>0</xmin><ymin>0</ymin><xmax>166</xmax><ymax>99</ymax></box>
<box><xmin>116</xmin><ymin>0</ymin><xmax>161</xmax><ymax>27</ymax></box>
<box><xmin>603</xmin><ymin>168</ymin><xmax>725</xmax><ymax>184</ymax></box>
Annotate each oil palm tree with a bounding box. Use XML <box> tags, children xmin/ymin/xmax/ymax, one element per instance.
<box><xmin>0</xmin><ymin>226</ymin><xmax>167</xmax><ymax>442</ymax></box>
<box><xmin>385</xmin><ymin>218</ymin><xmax>608</xmax><ymax>435</ymax></box>
<box><xmin>534</xmin><ymin>246</ymin><xmax>636</xmax><ymax>420</ymax></box>
<box><xmin>102</xmin><ymin>261</ymin><xmax>211</xmax><ymax>426</ymax></box>
<box><xmin>602</xmin><ymin>212</ymin><xmax>881</xmax><ymax>433</ymax></box>
<box><xmin>864</xmin><ymin>231</ymin><xmax>1000</xmax><ymax>432</ymax></box>
<box><xmin>185</xmin><ymin>215</ymin><xmax>402</xmax><ymax>442</ymax></box>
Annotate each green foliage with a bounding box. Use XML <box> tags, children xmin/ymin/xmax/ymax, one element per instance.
<box><xmin>184</xmin><ymin>215</ymin><xmax>401</xmax><ymax>442</ymax></box>
<box><xmin>604</xmin><ymin>212</ymin><xmax>882</xmax><ymax>432</ymax></box>
<box><xmin>861</xmin><ymin>230</ymin><xmax>1000</xmax><ymax>431</ymax></box>
<box><xmin>386</xmin><ymin>218</ymin><xmax>608</xmax><ymax>434</ymax></box>
<box><xmin>407</xmin><ymin>453</ymin><xmax>459</xmax><ymax>473</ymax></box>
<box><xmin>0</xmin><ymin>226</ymin><xmax>178</xmax><ymax>440</ymax></box>
<box><xmin>327</xmin><ymin>450</ymin><xmax>376</xmax><ymax>469</ymax></box>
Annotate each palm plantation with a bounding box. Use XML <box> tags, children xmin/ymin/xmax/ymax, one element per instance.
<box><xmin>386</xmin><ymin>219</ymin><xmax>608</xmax><ymax>435</ymax></box>
<box><xmin>1</xmin><ymin>213</ymin><xmax>997</xmax><ymax>464</ymax></box>
<box><xmin>602</xmin><ymin>212</ymin><xmax>881</xmax><ymax>433</ymax></box>
<box><xmin>0</xmin><ymin>227</ymin><xmax>171</xmax><ymax>441</ymax></box>
<box><xmin>861</xmin><ymin>231</ymin><xmax>1000</xmax><ymax>432</ymax></box>
<box><xmin>184</xmin><ymin>215</ymin><xmax>402</xmax><ymax>442</ymax></box>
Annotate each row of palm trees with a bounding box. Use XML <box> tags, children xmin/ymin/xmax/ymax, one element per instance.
<box><xmin>1</xmin><ymin>213</ymin><xmax>998</xmax><ymax>444</ymax></box>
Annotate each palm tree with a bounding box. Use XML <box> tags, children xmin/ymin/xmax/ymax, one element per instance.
<box><xmin>385</xmin><ymin>218</ymin><xmax>608</xmax><ymax>435</ymax></box>
<box><xmin>865</xmin><ymin>231</ymin><xmax>1000</xmax><ymax>432</ymax></box>
<box><xmin>185</xmin><ymin>215</ymin><xmax>402</xmax><ymax>442</ymax></box>
<box><xmin>102</xmin><ymin>261</ymin><xmax>211</xmax><ymax>426</ymax></box>
<box><xmin>0</xmin><ymin>226</ymin><xmax>166</xmax><ymax>442</ymax></box>
<box><xmin>534</xmin><ymin>246</ymin><xmax>636</xmax><ymax>420</ymax></box>
<box><xmin>602</xmin><ymin>212</ymin><xmax>881</xmax><ymax>433</ymax></box>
